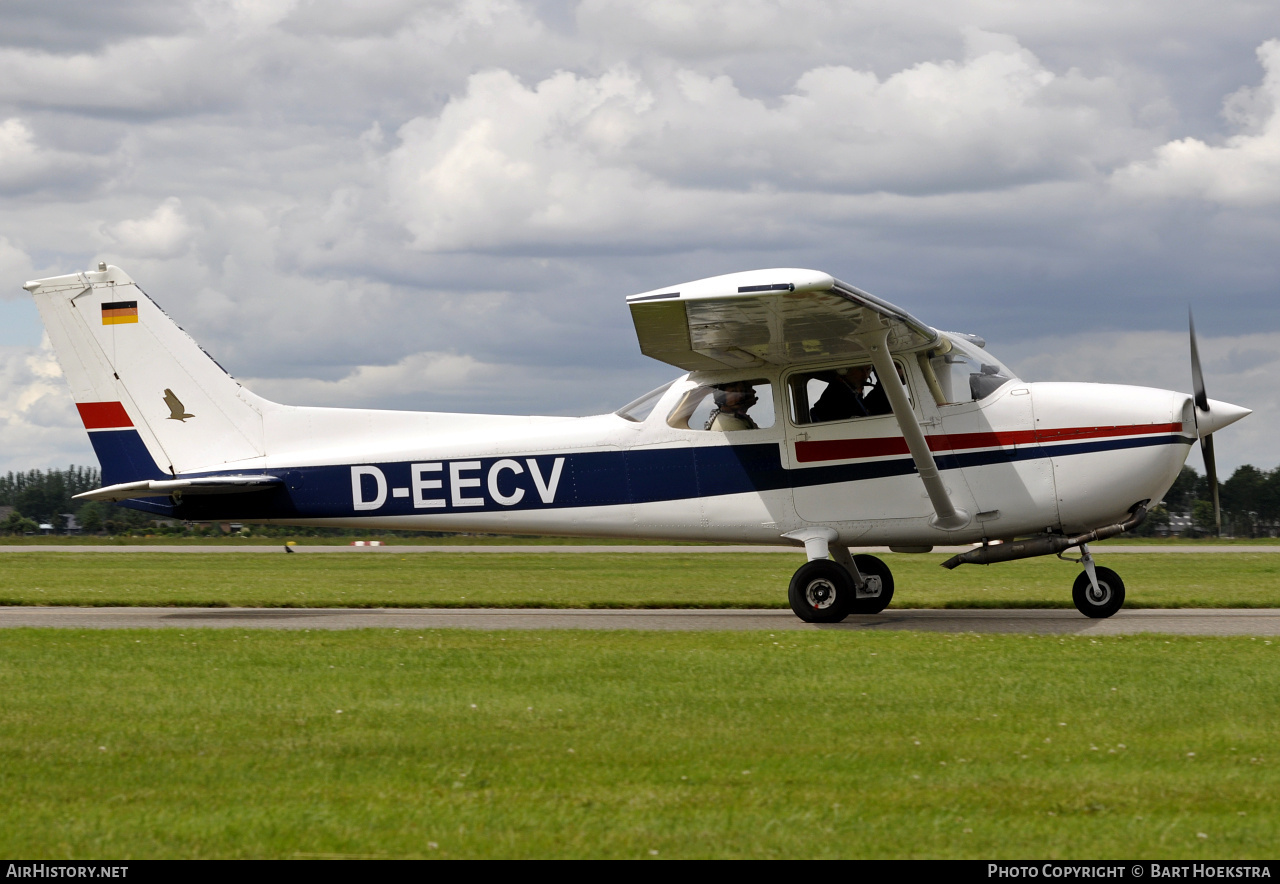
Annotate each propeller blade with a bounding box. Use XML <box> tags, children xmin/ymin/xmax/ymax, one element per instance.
<box><xmin>1203</xmin><ymin>432</ymin><xmax>1221</xmax><ymax>536</ymax></box>
<box><xmin>1190</xmin><ymin>309</ymin><xmax>1209</xmax><ymax>414</ymax></box>
<box><xmin>1190</xmin><ymin>310</ymin><xmax>1222</xmax><ymax>535</ymax></box>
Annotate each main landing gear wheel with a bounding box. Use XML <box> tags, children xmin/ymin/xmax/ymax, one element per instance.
<box><xmin>1072</xmin><ymin>566</ymin><xmax>1125</xmax><ymax>619</ymax></box>
<box><xmin>789</xmin><ymin>559</ymin><xmax>854</xmax><ymax>623</ymax></box>
<box><xmin>848</xmin><ymin>554</ymin><xmax>895</xmax><ymax>615</ymax></box>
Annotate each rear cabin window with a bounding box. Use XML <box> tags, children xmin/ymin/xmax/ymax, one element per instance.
<box><xmin>667</xmin><ymin>380</ymin><xmax>775</xmax><ymax>431</ymax></box>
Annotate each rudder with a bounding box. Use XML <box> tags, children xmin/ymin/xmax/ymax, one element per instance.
<box><xmin>25</xmin><ymin>264</ymin><xmax>270</xmax><ymax>484</ymax></box>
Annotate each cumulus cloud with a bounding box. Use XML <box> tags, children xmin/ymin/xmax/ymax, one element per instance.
<box><xmin>0</xmin><ymin>338</ymin><xmax>94</xmax><ymax>473</ymax></box>
<box><xmin>0</xmin><ymin>0</ymin><xmax>565</xmax><ymax>128</ymax></box>
<box><xmin>386</xmin><ymin>67</ymin><xmax>715</xmax><ymax>253</ymax></box>
<box><xmin>241</xmin><ymin>347</ymin><xmax>663</xmax><ymax>418</ymax></box>
<box><xmin>1</xmin><ymin>3</ymin><xmax>1279</xmax><ymax>476</ymax></box>
<box><xmin>100</xmin><ymin>197</ymin><xmax>195</xmax><ymax>259</ymax></box>
<box><xmin>1112</xmin><ymin>40</ymin><xmax>1280</xmax><ymax>206</ymax></box>
<box><xmin>0</xmin><ymin>0</ymin><xmax>195</xmax><ymax>53</ymax></box>
<box><xmin>0</xmin><ymin>119</ymin><xmax>46</xmax><ymax>185</ymax></box>
<box><xmin>0</xmin><ymin>118</ymin><xmax>110</xmax><ymax>195</ymax></box>
<box><xmin>0</xmin><ymin>36</ymin><xmax>248</xmax><ymax>117</ymax></box>
<box><xmin>386</xmin><ymin>32</ymin><xmax>1156</xmax><ymax>254</ymax></box>
<box><xmin>577</xmin><ymin>0</ymin><xmax>839</xmax><ymax>57</ymax></box>
<box><xmin>0</xmin><ymin>236</ymin><xmax>37</xmax><ymax>300</ymax></box>
<box><xmin>244</xmin><ymin>350</ymin><xmax>498</xmax><ymax>406</ymax></box>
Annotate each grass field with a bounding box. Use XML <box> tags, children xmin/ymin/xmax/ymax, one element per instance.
<box><xmin>1</xmin><ymin>551</ymin><xmax>1278</xmax><ymax>609</ymax></box>
<box><xmin>1</xmin><ymin>628</ymin><xmax>1276</xmax><ymax>859</ymax></box>
<box><xmin>4</xmin><ymin>550</ymin><xmax>1277</xmax><ymax>859</ymax></box>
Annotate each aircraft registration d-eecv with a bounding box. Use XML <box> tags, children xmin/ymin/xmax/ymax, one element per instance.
<box><xmin>25</xmin><ymin>264</ymin><xmax>1250</xmax><ymax>621</ymax></box>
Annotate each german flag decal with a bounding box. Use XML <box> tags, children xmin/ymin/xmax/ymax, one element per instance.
<box><xmin>101</xmin><ymin>301</ymin><xmax>138</xmax><ymax>325</ymax></box>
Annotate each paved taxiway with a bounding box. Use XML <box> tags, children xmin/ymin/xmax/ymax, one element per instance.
<box><xmin>2</xmin><ymin>607</ymin><xmax>1278</xmax><ymax>635</ymax></box>
<box><xmin>4</xmin><ymin>545</ymin><xmax>1279</xmax><ymax>554</ymax></box>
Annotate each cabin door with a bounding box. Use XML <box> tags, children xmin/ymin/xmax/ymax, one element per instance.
<box><xmin>783</xmin><ymin>361</ymin><xmax>936</xmax><ymax>523</ymax></box>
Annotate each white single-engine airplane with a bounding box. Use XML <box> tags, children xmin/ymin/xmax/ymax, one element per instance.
<box><xmin>25</xmin><ymin>264</ymin><xmax>1249</xmax><ymax>621</ymax></box>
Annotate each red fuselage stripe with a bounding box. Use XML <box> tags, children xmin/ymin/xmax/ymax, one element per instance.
<box><xmin>77</xmin><ymin>401</ymin><xmax>134</xmax><ymax>430</ymax></box>
<box><xmin>794</xmin><ymin>422</ymin><xmax>1184</xmax><ymax>464</ymax></box>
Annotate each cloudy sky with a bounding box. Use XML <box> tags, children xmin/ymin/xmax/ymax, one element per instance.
<box><xmin>1</xmin><ymin>0</ymin><xmax>1277</xmax><ymax>477</ymax></box>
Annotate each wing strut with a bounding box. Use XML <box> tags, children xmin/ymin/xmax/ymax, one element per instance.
<box><xmin>863</xmin><ymin>325</ymin><xmax>970</xmax><ymax>531</ymax></box>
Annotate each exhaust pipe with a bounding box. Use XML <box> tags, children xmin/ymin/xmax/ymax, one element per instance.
<box><xmin>941</xmin><ymin>502</ymin><xmax>1149</xmax><ymax>570</ymax></box>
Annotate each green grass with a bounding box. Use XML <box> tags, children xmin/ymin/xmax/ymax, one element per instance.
<box><xmin>0</xmin><ymin>534</ymin><xmax>697</xmax><ymax>546</ymax></box>
<box><xmin>1</xmin><ymin>629</ymin><xmax>1276</xmax><ymax>858</ymax></box>
<box><xmin>1</xmin><ymin>552</ymin><xmax>1278</xmax><ymax>609</ymax></box>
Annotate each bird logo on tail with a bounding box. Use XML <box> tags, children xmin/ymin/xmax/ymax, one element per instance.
<box><xmin>163</xmin><ymin>389</ymin><xmax>195</xmax><ymax>422</ymax></box>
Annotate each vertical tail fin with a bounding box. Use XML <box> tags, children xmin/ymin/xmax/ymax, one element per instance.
<box><xmin>25</xmin><ymin>264</ymin><xmax>271</xmax><ymax>484</ymax></box>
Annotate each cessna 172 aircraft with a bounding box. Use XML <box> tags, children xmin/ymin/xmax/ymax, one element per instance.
<box><xmin>25</xmin><ymin>264</ymin><xmax>1249</xmax><ymax>622</ymax></box>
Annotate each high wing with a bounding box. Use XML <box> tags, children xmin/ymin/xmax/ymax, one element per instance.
<box><xmin>627</xmin><ymin>268</ymin><xmax>940</xmax><ymax>370</ymax></box>
<box><xmin>628</xmin><ymin>268</ymin><xmax>968</xmax><ymax>530</ymax></box>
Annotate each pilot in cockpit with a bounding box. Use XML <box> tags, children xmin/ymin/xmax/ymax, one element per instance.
<box><xmin>706</xmin><ymin>381</ymin><xmax>760</xmax><ymax>431</ymax></box>
<box><xmin>809</xmin><ymin>364</ymin><xmax>894</xmax><ymax>422</ymax></box>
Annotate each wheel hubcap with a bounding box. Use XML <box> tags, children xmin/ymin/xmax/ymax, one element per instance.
<box><xmin>805</xmin><ymin>578</ymin><xmax>837</xmax><ymax>609</ymax></box>
<box><xmin>1087</xmin><ymin>582</ymin><xmax>1111</xmax><ymax>605</ymax></box>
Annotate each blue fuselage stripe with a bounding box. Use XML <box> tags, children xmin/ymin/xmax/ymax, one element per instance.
<box><xmin>93</xmin><ymin>429</ymin><xmax>1190</xmax><ymax>520</ymax></box>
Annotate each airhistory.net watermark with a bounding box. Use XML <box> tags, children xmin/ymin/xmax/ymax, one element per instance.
<box><xmin>6</xmin><ymin>865</ymin><xmax>128</xmax><ymax>878</ymax></box>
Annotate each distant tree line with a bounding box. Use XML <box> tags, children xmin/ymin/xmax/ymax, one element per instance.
<box><xmin>3</xmin><ymin>462</ymin><xmax>1280</xmax><ymax>538</ymax></box>
<box><xmin>0</xmin><ymin>466</ymin><xmax>105</xmax><ymax>534</ymax></box>
<box><xmin>0</xmin><ymin>465</ymin><xmax>451</xmax><ymax>537</ymax></box>
<box><xmin>1122</xmin><ymin>463</ymin><xmax>1279</xmax><ymax>538</ymax></box>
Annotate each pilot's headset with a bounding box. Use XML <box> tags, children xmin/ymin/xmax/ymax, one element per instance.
<box><xmin>713</xmin><ymin>382</ymin><xmax>755</xmax><ymax>409</ymax></box>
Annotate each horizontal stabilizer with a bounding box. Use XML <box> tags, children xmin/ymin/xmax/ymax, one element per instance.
<box><xmin>75</xmin><ymin>475</ymin><xmax>283</xmax><ymax>502</ymax></box>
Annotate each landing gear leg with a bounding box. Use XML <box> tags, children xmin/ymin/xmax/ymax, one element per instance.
<box><xmin>1069</xmin><ymin>543</ymin><xmax>1125</xmax><ymax>618</ymax></box>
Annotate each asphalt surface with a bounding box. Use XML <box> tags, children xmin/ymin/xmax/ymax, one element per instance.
<box><xmin>3</xmin><ymin>606</ymin><xmax>1279</xmax><ymax>635</ymax></box>
<box><xmin>3</xmin><ymin>544</ymin><xmax>1279</xmax><ymax>554</ymax></box>
<box><xmin>5</xmin><ymin>545</ymin><xmax>1275</xmax><ymax>634</ymax></box>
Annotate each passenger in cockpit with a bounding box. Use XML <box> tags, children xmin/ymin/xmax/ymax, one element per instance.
<box><xmin>811</xmin><ymin>365</ymin><xmax>875</xmax><ymax>422</ymax></box>
<box><xmin>706</xmin><ymin>381</ymin><xmax>760</xmax><ymax>431</ymax></box>
<box><xmin>809</xmin><ymin>363</ymin><xmax>900</xmax><ymax>422</ymax></box>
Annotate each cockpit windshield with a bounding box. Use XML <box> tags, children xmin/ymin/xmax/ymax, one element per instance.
<box><xmin>924</xmin><ymin>334</ymin><xmax>1019</xmax><ymax>405</ymax></box>
<box><xmin>615</xmin><ymin>380</ymin><xmax>675</xmax><ymax>422</ymax></box>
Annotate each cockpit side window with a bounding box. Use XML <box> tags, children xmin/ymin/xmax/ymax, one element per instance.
<box><xmin>788</xmin><ymin>361</ymin><xmax>909</xmax><ymax>426</ymax></box>
<box><xmin>667</xmin><ymin>379</ymin><xmax>775</xmax><ymax>431</ymax></box>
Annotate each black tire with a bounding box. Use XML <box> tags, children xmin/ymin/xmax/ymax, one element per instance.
<box><xmin>848</xmin><ymin>554</ymin><xmax>895</xmax><ymax>615</ymax></box>
<box><xmin>788</xmin><ymin>559</ymin><xmax>854</xmax><ymax>623</ymax></box>
<box><xmin>1072</xmin><ymin>566</ymin><xmax>1125</xmax><ymax>618</ymax></box>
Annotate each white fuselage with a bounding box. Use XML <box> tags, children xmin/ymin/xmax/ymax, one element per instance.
<box><xmin>215</xmin><ymin>363</ymin><xmax>1194</xmax><ymax>547</ymax></box>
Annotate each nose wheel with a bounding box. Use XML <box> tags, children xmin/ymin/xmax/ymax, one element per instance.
<box><xmin>1071</xmin><ymin>565</ymin><xmax>1125</xmax><ymax>618</ymax></box>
